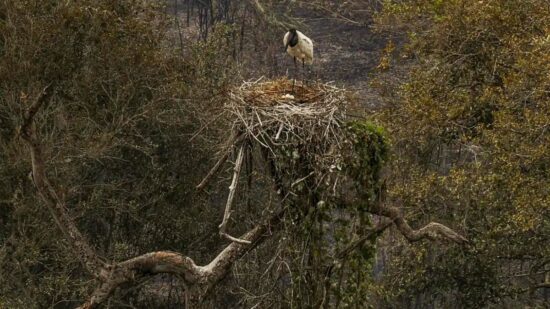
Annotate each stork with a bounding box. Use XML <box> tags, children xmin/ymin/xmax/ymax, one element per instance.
<box><xmin>283</xmin><ymin>29</ymin><xmax>313</xmax><ymax>90</ymax></box>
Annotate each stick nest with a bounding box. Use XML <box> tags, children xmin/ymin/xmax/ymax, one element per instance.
<box><xmin>226</xmin><ymin>77</ymin><xmax>350</xmax><ymax>152</ymax></box>
<box><xmin>224</xmin><ymin>77</ymin><xmax>356</xmax><ymax>196</ymax></box>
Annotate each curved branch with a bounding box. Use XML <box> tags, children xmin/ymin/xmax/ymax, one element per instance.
<box><xmin>370</xmin><ymin>202</ymin><xmax>468</xmax><ymax>244</ymax></box>
<box><xmin>78</xmin><ymin>209</ymin><xmax>286</xmax><ymax>308</ymax></box>
<box><xmin>18</xmin><ymin>88</ymin><xmax>289</xmax><ymax>308</ymax></box>
<box><xmin>77</xmin><ymin>251</ymin><xmax>203</xmax><ymax>309</ymax></box>
<box><xmin>20</xmin><ymin>97</ymin><xmax>287</xmax><ymax>308</ymax></box>
<box><xmin>19</xmin><ymin>85</ymin><xmax>105</xmax><ymax>276</ymax></box>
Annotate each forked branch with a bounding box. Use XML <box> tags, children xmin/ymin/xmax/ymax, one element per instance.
<box><xmin>19</xmin><ymin>91</ymin><xmax>284</xmax><ymax>308</ymax></box>
<box><xmin>78</xmin><ymin>209</ymin><xmax>286</xmax><ymax>309</ymax></box>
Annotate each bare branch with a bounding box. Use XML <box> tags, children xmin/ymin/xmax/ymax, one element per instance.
<box><xmin>78</xmin><ymin>209</ymin><xmax>286</xmax><ymax>308</ymax></box>
<box><xmin>196</xmin><ymin>132</ymin><xmax>243</xmax><ymax>190</ymax></box>
<box><xmin>220</xmin><ymin>232</ymin><xmax>252</xmax><ymax>244</ymax></box>
<box><xmin>195</xmin><ymin>150</ymin><xmax>231</xmax><ymax>190</ymax></box>
<box><xmin>219</xmin><ymin>144</ymin><xmax>251</xmax><ymax>244</ymax></box>
<box><xmin>18</xmin><ymin>83</ymin><xmax>295</xmax><ymax>308</ymax></box>
<box><xmin>118</xmin><ymin>251</ymin><xmax>203</xmax><ymax>282</ymax></box>
<box><xmin>370</xmin><ymin>202</ymin><xmax>468</xmax><ymax>244</ymax></box>
<box><xmin>19</xmin><ymin>86</ymin><xmax>105</xmax><ymax>276</ymax></box>
<box><xmin>19</xmin><ymin>84</ymin><xmax>53</xmax><ymax>136</ymax></box>
<box><xmin>219</xmin><ymin>144</ymin><xmax>244</xmax><ymax>234</ymax></box>
<box><xmin>244</xmin><ymin>0</ymin><xmax>299</xmax><ymax>30</ymax></box>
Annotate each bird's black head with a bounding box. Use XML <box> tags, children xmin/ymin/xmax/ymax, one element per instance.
<box><xmin>285</xmin><ymin>29</ymin><xmax>299</xmax><ymax>51</ymax></box>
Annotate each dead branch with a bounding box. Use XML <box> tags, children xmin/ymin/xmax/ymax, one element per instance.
<box><xmin>370</xmin><ymin>202</ymin><xmax>468</xmax><ymax>244</ymax></box>
<box><xmin>78</xmin><ymin>209</ymin><xmax>286</xmax><ymax>309</ymax></box>
<box><xmin>19</xmin><ymin>84</ymin><xmax>53</xmax><ymax>138</ymax></box>
<box><xmin>219</xmin><ymin>144</ymin><xmax>251</xmax><ymax>244</ymax></box>
<box><xmin>244</xmin><ymin>0</ymin><xmax>296</xmax><ymax>30</ymax></box>
<box><xmin>221</xmin><ymin>233</ymin><xmax>253</xmax><ymax>245</ymax></box>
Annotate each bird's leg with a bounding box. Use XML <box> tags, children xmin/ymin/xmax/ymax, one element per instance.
<box><xmin>302</xmin><ymin>59</ymin><xmax>307</xmax><ymax>87</ymax></box>
<box><xmin>292</xmin><ymin>57</ymin><xmax>297</xmax><ymax>93</ymax></box>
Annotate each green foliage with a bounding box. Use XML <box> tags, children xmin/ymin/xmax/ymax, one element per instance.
<box><xmin>372</xmin><ymin>0</ymin><xmax>550</xmax><ymax>307</ymax></box>
<box><xmin>257</xmin><ymin>119</ymin><xmax>390</xmax><ymax>307</ymax></box>
<box><xmin>345</xmin><ymin>121</ymin><xmax>389</xmax><ymax>189</ymax></box>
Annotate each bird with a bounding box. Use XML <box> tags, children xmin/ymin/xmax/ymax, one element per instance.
<box><xmin>283</xmin><ymin>29</ymin><xmax>313</xmax><ymax>89</ymax></box>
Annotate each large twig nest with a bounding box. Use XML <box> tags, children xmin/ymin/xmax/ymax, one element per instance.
<box><xmin>223</xmin><ymin>77</ymin><xmax>381</xmax><ymax>203</ymax></box>
<box><xmin>226</xmin><ymin>77</ymin><xmax>350</xmax><ymax>154</ymax></box>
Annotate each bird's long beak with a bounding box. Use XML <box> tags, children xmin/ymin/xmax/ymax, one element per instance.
<box><xmin>284</xmin><ymin>43</ymin><xmax>289</xmax><ymax>52</ymax></box>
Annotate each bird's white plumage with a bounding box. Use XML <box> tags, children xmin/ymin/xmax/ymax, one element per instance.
<box><xmin>283</xmin><ymin>30</ymin><xmax>314</xmax><ymax>65</ymax></box>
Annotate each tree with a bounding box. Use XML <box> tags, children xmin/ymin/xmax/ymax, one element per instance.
<box><xmin>371</xmin><ymin>0</ymin><xmax>550</xmax><ymax>307</ymax></box>
<box><xmin>1</xmin><ymin>1</ymin><xmax>470</xmax><ymax>308</ymax></box>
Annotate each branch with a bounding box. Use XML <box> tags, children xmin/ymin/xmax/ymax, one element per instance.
<box><xmin>219</xmin><ymin>144</ymin><xmax>251</xmax><ymax>244</ymax></box>
<box><xmin>77</xmin><ymin>251</ymin><xmax>204</xmax><ymax>309</ymax></box>
<box><xmin>319</xmin><ymin>220</ymin><xmax>392</xmax><ymax>308</ymax></box>
<box><xmin>196</xmin><ymin>132</ymin><xmax>243</xmax><ymax>190</ymax></box>
<box><xmin>19</xmin><ymin>84</ymin><xmax>53</xmax><ymax>139</ymax></box>
<box><xmin>0</xmin><ymin>235</ymin><xmax>16</xmax><ymax>259</ymax></box>
<box><xmin>370</xmin><ymin>202</ymin><xmax>468</xmax><ymax>244</ymax></box>
<box><xmin>244</xmin><ymin>0</ymin><xmax>295</xmax><ymax>30</ymax></box>
<box><xmin>78</xmin><ymin>209</ymin><xmax>286</xmax><ymax>308</ymax></box>
<box><xmin>19</xmin><ymin>86</ymin><xmax>105</xmax><ymax>276</ymax></box>
<box><xmin>334</xmin><ymin>219</ymin><xmax>393</xmax><ymax>260</ymax></box>
<box><xmin>18</xmin><ymin>87</ymin><xmax>288</xmax><ymax>308</ymax></box>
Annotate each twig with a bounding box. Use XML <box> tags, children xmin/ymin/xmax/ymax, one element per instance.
<box><xmin>218</xmin><ymin>144</ymin><xmax>250</xmax><ymax>244</ymax></box>
<box><xmin>196</xmin><ymin>132</ymin><xmax>243</xmax><ymax>190</ymax></box>
<box><xmin>290</xmin><ymin>172</ymin><xmax>315</xmax><ymax>188</ymax></box>
<box><xmin>221</xmin><ymin>232</ymin><xmax>252</xmax><ymax>245</ymax></box>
